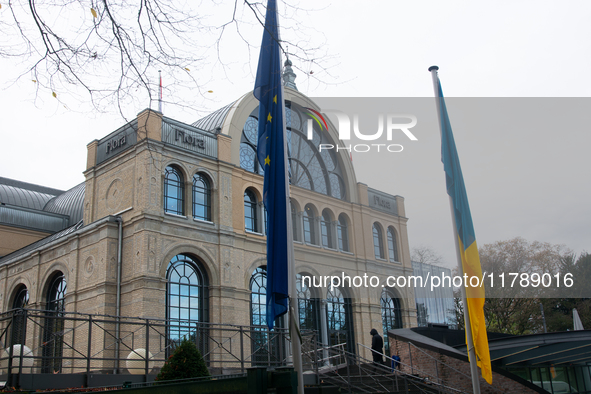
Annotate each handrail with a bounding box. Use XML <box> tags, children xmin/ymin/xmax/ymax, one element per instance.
<box><xmin>359</xmin><ymin>342</ymin><xmax>458</xmax><ymax>389</ymax></box>
<box><xmin>316</xmin><ymin>341</ymin><xmax>469</xmax><ymax>394</ymax></box>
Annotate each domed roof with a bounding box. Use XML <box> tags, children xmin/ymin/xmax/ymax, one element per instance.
<box><xmin>43</xmin><ymin>182</ymin><xmax>85</xmax><ymax>224</ymax></box>
<box><xmin>0</xmin><ymin>177</ymin><xmax>63</xmax><ymax>210</ymax></box>
<box><xmin>191</xmin><ymin>101</ymin><xmax>237</xmax><ymax>133</ymax></box>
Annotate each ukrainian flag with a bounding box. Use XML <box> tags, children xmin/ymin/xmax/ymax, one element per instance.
<box><xmin>437</xmin><ymin>78</ymin><xmax>492</xmax><ymax>384</ymax></box>
<box><xmin>253</xmin><ymin>0</ymin><xmax>289</xmax><ymax>330</ymax></box>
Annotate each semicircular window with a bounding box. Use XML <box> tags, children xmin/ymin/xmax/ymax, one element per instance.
<box><xmin>240</xmin><ymin>102</ymin><xmax>347</xmax><ymax>200</ymax></box>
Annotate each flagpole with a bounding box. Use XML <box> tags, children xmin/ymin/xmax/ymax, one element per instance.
<box><xmin>429</xmin><ymin>65</ymin><xmax>482</xmax><ymax>394</ymax></box>
<box><xmin>158</xmin><ymin>70</ymin><xmax>162</xmax><ymax>113</ymax></box>
<box><xmin>281</xmin><ymin>73</ymin><xmax>304</xmax><ymax>394</ymax></box>
<box><xmin>287</xmin><ymin>217</ymin><xmax>305</xmax><ymax>394</ymax></box>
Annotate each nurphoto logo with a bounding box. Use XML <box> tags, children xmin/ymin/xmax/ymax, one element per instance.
<box><xmin>305</xmin><ymin>109</ymin><xmax>418</xmax><ymax>153</ymax></box>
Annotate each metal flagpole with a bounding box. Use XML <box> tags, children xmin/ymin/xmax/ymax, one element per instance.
<box><xmin>287</xmin><ymin>230</ymin><xmax>304</xmax><ymax>394</ymax></box>
<box><xmin>429</xmin><ymin>65</ymin><xmax>482</xmax><ymax>394</ymax></box>
<box><xmin>158</xmin><ymin>70</ymin><xmax>162</xmax><ymax>113</ymax></box>
<box><xmin>280</xmin><ymin>73</ymin><xmax>305</xmax><ymax>394</ymax></box>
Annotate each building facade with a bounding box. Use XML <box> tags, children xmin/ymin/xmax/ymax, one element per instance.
<box><xmin>0</xmin><ymin>80</ymin><xmax>417</xmax><ymax>376</ymax></box>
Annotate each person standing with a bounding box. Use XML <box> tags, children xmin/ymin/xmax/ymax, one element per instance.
<box><xmin>370</xmin><ymin>328</ymin><xmax>384</xmax><ymax>369</ymax></box>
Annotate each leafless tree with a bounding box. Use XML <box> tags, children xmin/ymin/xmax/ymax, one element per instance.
<box><xmin>411</xmin><ymin>245</ymin><xmax>444</xmax><ymax>266</ymax></box>
<box><xmin>1</xmin><ymin>0</ymin><xmax>336</xmax><ymax>119</ymax></box>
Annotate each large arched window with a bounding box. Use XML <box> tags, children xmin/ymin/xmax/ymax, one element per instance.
<box><xmin>42</xmin><ymin>272</ymin><xmax>66</xmax><ymax>373</ymax></box>
<box><xmin>321</xmin><ymin>209</ymin><xmax>334</xmax><ymax>249</ymax></box>
<box><xmin>296</xmin><ymin>274</ymin><xmax>320</xmax><ymax>334</ymax></box>
<box><xmin>387</xmin><ymin>227</ymin><xmax>399</xmax><ymax>262</ymax></box>
<box><xmin>244</xmin><ymin>189</ymin><xmax>258</xmax><ymax>233</ymax></box>
<box><xmin>166</xmin><ymin>254</ymin><xmax>208</xmax><ymax>351</ymax></box>
<box><xmin>326</xmin><ymin>287</ymin><xmax>355</xmax><ymax>356</ymax></box>
<box><xmin>240</xmin><ymin>102</ymin><xmax>347</xmax><ymax>200</ymax></box>
<box><xmin>303</xmin><ymin>204</ymin><xmax>317</xmax><ymax>245</ymax></box>
<box><xmin>337</xmin><ymin>214</ymin><xmax>350</xmax><ymax>252</ymax></box>
<box><xmin>381</xmin><ymin>288</ymin><xmax>402</xmax><ymax>356</ymax></box>
<box><xmin>240</xmin><ymin>116</ymin><xmax>264</xmax><ymax>175</ymax></box>
<box><xmin>11</xmin><ymin>285</ymin><xmax>29</xmax><ymax>346</ymax></box>
<box><xmin>373</xmin><ymin>223</ymin><xmax>384</xmax><ymax>259</ymax></box>
<box><xmin>192</xmin><ymin>173</ymin><xmax>211</xmax><ymax>222</ymax></box>
<box><xmin>250</xmin><ymin>267</ymin><xmax>268</xmax><ymax>329</ymax></box>
<box><xmin>250</xmin><ymin>267</ymin><xmax>284</xmax><ymax>366</ymax></box>
<box><xmin>164</xmin><ymin>166</ymin><xmax>184</xmax><ymax>215</ymax></box>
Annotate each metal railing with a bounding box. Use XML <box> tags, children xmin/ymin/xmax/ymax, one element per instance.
<box><xmin>0</xmin><ymin>308</ymin><xmax>475</xmax><ymax>393</ymax></box>
<box><xmin>0</xmin><ymin>308</ymin><xmax>316</xmax><ymax>390</ymax></box>
<box><xmin>311</xmin><ymin>340</ymin><xmax>470</xmax><ymax>394</ymax></box>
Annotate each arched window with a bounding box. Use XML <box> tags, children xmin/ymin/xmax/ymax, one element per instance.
<box><xmin>250</xmin><ymin>267</ymin><xmax>284</xmax><ymax>366</ymax></box>
<box><xmin>303</xmin><ymin>205</ymin><xmax>317</xmax><ymax>245</ymax></box>
<box><xmin>240</xmin><ymin>102</ymin><xmax>347</xmax><ymax>201</ymax></box>
<box><xmin>164</xmin><ymin>166</ymin><xmax>184</xmax><ymax>215</ymax></box>
<box><xmin>244</xmin><ymin>189</ymin><xmax>258</xmax><ymax>233</ymax></box>
<box><xmin>387</xmin><ymin>227</ymin><xmax>399</xmax><ymax>262</ymax></box>
<box><xmin>326</xmin><ymin>287</ymin><xmax>355</xmax><ymax>356</ymax></box>
<box><xmin>192</xmin><ymin>173</ymin><xmax>211</xmax><ymax>222</ymax></box>
<box><xmin>239</xmin><ymin>116</ymin><xmax>264</xmax><ymax>175</ymax></box>
<box><xmin>12</xmin><ymin>285</ymin><xmax>29</xmax><ymax>309</ymax></box>
<box><xmin>264</xmin><ymin>206</ymin><xmax>268</xmax><ymax>235</ymax></box>
<box><xmin>321</xmin><ymin>209</ymin><xmax>333</xmax><ymax>249</ymax></box>
<box><xmin>11</xmin><ymin>285</ymin><xmax>29</xmax><ymax>346</ymax></box>
<box><xmin>250</xmin><ymin>267</ymin><xmax>268</xmax><ymax>329</ymax></box>
<box><xmin>166</xmin><ymin>254</ymin><xmax>208</xmax><ymax>352</ymax></box>
<box><xmin>296</xmin><ymin>274</ymin><xmax>320</xmax><ymax>334</ymax></box>
<box><xmin>291</xmin><ymin>203</ymin><xmax>300</xmax><ymax>242</ymax></box>
<box><xmin>42</xmin><ymin>272</ymin><xmax>66</xmax><ymax>373</ymax></box>
<box><xmin>381</xmin><ymin>288</ymin><xmax>402</xmax><ymax>356</ymax></box>
<box><xmin>337</xmin><ymin>214</ymin><xmax>349</xmax><ymax>252</ymax></box>
<box><xmin>373</xmin><ymin>223</ymin><xmax>384</xmax><ymax>259</ymax></box>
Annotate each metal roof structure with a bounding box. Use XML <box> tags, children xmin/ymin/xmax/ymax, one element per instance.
<box><xmin>44</xmin><ymin>182</ymin><xmax>85</xmax><ymax>224</ymax></box>
<box><xmin>0</xmin><ymin>178</ymin><xmax>85</xmax><ymax>234</ymax></box>
<box><xmin>191</xmin><ymin>101</ymin><xmax>237</xmax><ymax>132</ymax></box>
<box><xmin>0</xmin><ymin>177</ymin><xmax>64</xmax><ymax>196</ymax></box>
<box><xmin>457</xmin><ymin>330</ymin><xmax>591</xmax><ymax>367</ymax></box>
<box><xmin>0</xmin><ymin>183</ymin><xmax>59</xmax><ymax>211</ymax></box>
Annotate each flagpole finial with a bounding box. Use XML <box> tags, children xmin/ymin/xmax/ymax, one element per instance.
<box><xmin>428</xmin><ymin>65</ymin><xmax>439</xmax><ymax>72</ymax></box>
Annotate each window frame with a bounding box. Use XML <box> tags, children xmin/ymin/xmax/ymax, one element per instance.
<box><xmin>165</xmin><ymin>254</ymin><xmax>209</xmax><ymax>354</ymax></box>
<box><xmin>373</xmin><ymin>223</ymin><xmax>385</xmax><ymax>259</ymax></box>
<box><xmin>42</xmin><ymin>272</ymin><xmax>67</xmax><ymax>373</ymax></box>
<box><xmin>303</xmin><ymin>205</ymin><xmax>317</xmax><ymax>245</ymax></box>
<box><xmin>337</xmin><ymin>214</ymin><xmax>350</xmax><ymax>252</ymax></box>
<box><xmin>321</xmin><ymin>210</ymin><xmax>334</xmax><ymax>249</ymax></box>
<box><xmin>164</xmin><ymin>165</ymin><xmax>185</xmax><ymax>216</ymax></box>
<box><xmin>192</xmin><ymin>173</ymin><xmax>212</xmax><ymax>222</ymax></box>
<box><xmin>387</xmin><ymin>227</ymin><xmax>399</xmax><ymax>262</ymax></box>
<box><xmin>244</xmin><ymin>189</ymin><xmax>259</xmax><ymax>233</ymax></box>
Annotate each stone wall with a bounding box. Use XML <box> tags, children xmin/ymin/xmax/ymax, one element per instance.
<box><xmin>388</xmin><ymin>332</ymin><xmax>544</xmax><ymax>394</ymax></box>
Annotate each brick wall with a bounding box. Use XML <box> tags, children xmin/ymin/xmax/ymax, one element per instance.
<box><xmin>388</xmin><ymin>333</ymin><xmax>543</xmax><ymax>394</ymax></box>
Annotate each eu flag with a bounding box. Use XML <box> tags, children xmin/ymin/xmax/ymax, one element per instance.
<box><xmin>437</xmin><ymin>77</ymin><xmax>492</xmax><ymax>384</ymax></box>
<box><xmin>254</xmin><ymin>0</ymin><xmax>289</xmax><ymax>330</ymax></box>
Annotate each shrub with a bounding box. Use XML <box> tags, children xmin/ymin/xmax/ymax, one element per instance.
<box><xmin>155</xmin><ymin>339</ymin><xmax>210</xmax><ymax>382</ymax></box>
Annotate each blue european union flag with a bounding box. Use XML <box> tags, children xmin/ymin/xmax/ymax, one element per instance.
<box><xmin>254</xmin><ymin>0</ymin><xmax>289</xmax><ymax>330</ymax></box>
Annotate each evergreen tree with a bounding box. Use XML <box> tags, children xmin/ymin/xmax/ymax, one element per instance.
<box><xmin>155</xmin><ymin>338</ymin><xmax>210</xmax><ymax>382</ymax></box>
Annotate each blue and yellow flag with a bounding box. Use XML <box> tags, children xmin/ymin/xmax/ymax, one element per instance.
<box><xmin>254</xmin><ymin>0</ymin><xmax>289</xmax><ymax>330</ymax></box>
<box><xmin>437</xmin><ymin>79</ymin><xmax>492</xmax><ymax>384</ymax></box>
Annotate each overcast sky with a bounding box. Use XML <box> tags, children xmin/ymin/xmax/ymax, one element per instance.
<box><xmin>1</xmin><ymin>1</ymin><xmax>590</xmax><ymax>268</ymax></box>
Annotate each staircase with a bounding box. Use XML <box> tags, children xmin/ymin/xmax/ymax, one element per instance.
<box><xmin>307</xmin><ymin>343</ymin><xmax>469</xmax><ymax>394</ymax></box>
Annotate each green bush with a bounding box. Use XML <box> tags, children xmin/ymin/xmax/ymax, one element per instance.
<box><xmin>155</xmin><ymin>338</ymin><xmax>210</xmax><ymax>382</ymax></box>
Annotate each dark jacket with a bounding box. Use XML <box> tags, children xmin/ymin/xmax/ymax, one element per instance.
<box><xmin>370</xmin><ymin>329</ymin><xmax>383</xmax><ymax>362</ymax></box>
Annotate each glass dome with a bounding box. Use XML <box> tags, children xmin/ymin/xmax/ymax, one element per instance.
<box><xmin>239</xmin><ymin>102</ymin><xmax>346</xmax><ymax>200</ymax></box>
